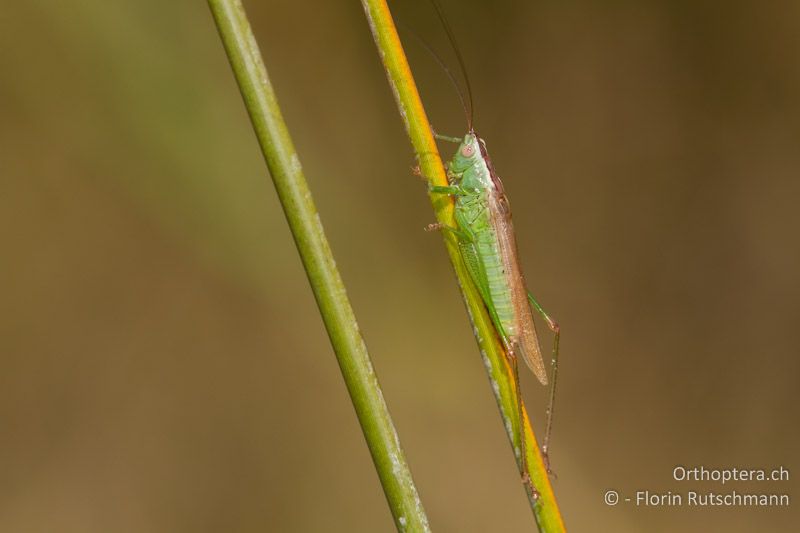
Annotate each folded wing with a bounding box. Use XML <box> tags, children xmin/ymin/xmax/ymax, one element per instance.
<box><xmin>490</xmin><ymin>192</ymin><xmax>548</xmax><ymax>385</ymax></box>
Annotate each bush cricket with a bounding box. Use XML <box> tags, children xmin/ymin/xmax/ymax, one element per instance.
<box><xmin>415</xmin><ymin>0</ymin><xmax>562</xmax><ymax>495</ymax></box>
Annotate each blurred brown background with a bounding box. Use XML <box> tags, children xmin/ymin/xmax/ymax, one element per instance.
<box><xmin>2</xmin><ymin>1</ymin><xmax>798</xmax><ymax>531</ymax></box>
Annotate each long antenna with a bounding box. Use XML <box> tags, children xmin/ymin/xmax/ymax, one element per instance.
<box><xmin>428</xmin><ymin>0</ymin><xmax>474</xmax><ymax>130</ymax></box>
<box><xmin>399</xmin><ymin>23</ymin><xmax>471</xmax><ymax>130</ymax></box>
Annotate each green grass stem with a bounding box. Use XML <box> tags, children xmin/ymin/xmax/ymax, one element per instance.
<box><xmin>207</xmin><ymin>1</ymin><xmax>431</xmax><ymax>531</ymax></box>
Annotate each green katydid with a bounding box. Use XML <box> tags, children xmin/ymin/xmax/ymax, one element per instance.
<box><xmin>417</xmin><ymin>0</ymin><xmax>562</xmax><ymax>494</ymax></box>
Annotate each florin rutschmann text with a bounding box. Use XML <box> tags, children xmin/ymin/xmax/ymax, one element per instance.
<box><xmin>603</xmin><ymin>465</ymin><xmax>790</xmax><ymax>508</ymax></box>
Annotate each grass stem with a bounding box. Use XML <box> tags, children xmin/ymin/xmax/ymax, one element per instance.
<box><xmin>208</xmin><ymin>1</ymin><xmax>431</xmax><ymax>530</ymax></box>
<box><xmin>360</xmin><ymin>1</ymin><xmax>565</xmax><ymax>530</ymax></box>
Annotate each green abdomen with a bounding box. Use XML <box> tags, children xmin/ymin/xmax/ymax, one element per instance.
<box><xmin>459</xmin><ymin>196</ymin><xmax>516</xmax><ymax>340</ymax></box>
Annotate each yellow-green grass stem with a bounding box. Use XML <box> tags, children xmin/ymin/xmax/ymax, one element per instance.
<box><xmin>360</xmin><ymin>0</ymin><xmax>565</xmax><ymax>530</ymax></box>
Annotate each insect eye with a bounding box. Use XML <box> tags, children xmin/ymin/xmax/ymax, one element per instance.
<box><xmin>461</xmin><ymin>145</ymin><xmax>474</xmax><ymax>157</ymax></box>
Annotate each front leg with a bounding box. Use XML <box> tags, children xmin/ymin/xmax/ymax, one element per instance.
<box><xmin>431</xmin><ymin>126</ymin><xmax>462</xmax><ymax>144</ymax></box>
